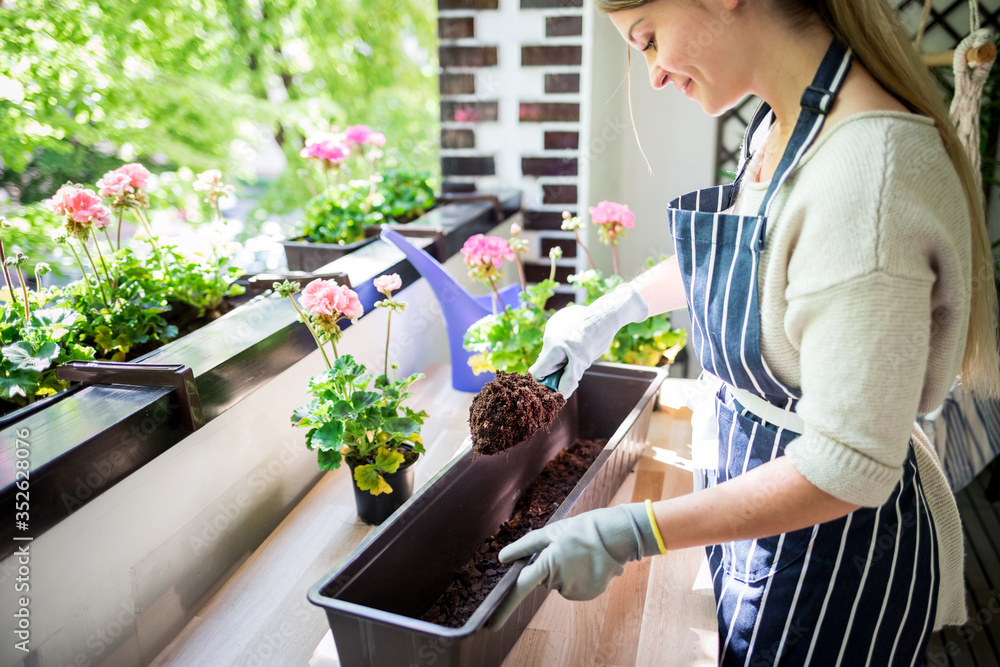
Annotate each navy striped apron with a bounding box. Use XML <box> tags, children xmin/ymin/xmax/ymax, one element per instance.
<box><xmin>668</xmin><ymin>39</ymin><xmax>940</xmax><ymax>666</ymax></box>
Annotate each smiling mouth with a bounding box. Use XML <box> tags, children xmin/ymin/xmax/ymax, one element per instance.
<box><xmin>680</xmin><ymin>78</ymin><xmax>692</xmax><ymax>94</ymax></box>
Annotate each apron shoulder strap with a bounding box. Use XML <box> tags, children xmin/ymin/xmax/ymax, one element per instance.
<box><xmin>754</xmin><ymin>38</ymin><xmax>854</xmax><ymax>248</ymax></box>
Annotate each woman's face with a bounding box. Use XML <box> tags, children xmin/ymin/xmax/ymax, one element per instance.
<box><xmin>609</xmin><ymin>0</ymin><xmax>748</xmax><ymax>117</ymax></box>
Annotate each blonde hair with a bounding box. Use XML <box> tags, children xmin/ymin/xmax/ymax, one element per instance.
<box><xmin>598</xmin><ymin>0</ymin><xmax>1000</xmax><ymax>398</ymax></box>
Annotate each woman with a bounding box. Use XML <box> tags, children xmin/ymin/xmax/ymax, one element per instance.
<box><xmin>486</xmin><ymin>0</ymin><xmax>1000</xmax><ymax>664</ymax></box>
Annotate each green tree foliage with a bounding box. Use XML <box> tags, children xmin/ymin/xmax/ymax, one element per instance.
<box><xmin>0</xmin><ymin>0</ymin><xmax>439</xmax><ymax>208</ymax></box>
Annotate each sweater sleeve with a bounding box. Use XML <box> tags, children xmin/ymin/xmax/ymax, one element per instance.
<box><xmin>783</xmin><ymin>271</ymin><xmax>933</xmax><ymax>507</ymax></box>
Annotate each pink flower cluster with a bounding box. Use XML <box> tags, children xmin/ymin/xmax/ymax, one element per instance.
<box><xmin>97</xmin><ymin>163</ymin><xmax>152</xmax><ymax>210</ymax></box>
<box><xmin>589</xmin><ymin>200</ymin><xmax>635</xmax><ymax>228</ymax></box>
<box><xmin>374</xmin><ymin>273</ymin><xmax>401</xmax><ymax>297</ymax></box>
<box><xmin>461</xmin><ymin>234</ymin><xmax>514</xmax><ymax>270</ymax></box>
<box><xmin>301</xmin><ymin>279</ymin><xmax>363</xmax><ymax>319</ymax></box>
<box><xmin>46</xmin><ymin>185</ymin><xmax>112</xmax><ymax>232</ymax></box>
<box><xmin>300</xmin><ymin>132</ymin><xmax>350</xmax><ymax>165</ymax></box>
<box><xmin>589</xmin><ymin>200</ymin><xmax>635</xmax><ymax>244</ymax></box>
<box><xmin>343</xmin><ymin>125</ymin><xmax>386</xmax><ymax>148</ymax></box>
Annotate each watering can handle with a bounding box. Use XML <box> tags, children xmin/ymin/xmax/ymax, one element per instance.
<box><xmin>541</xmin><ymin>368</ymin><xmax>564</xmax><ymax>393</ymax></box>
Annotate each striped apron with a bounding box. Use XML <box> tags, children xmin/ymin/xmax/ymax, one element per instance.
<box><xmin>668</xmin><ymin>39</ymin><xmax>940</xmax><ymax>666</ymax></box>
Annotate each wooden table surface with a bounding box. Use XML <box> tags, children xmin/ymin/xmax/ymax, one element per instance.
<box><xmin>152</xmin><ymin>366</ymin><xmax>718</xmax><ymax>667</ymax></box>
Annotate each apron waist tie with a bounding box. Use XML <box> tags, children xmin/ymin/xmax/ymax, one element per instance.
<box><xmin>728</xmin><ymin>384</ymin><xmax>805</xmax><ymax>434</ymax></box>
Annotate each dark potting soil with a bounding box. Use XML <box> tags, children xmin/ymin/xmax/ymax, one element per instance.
<box><xmin>469</xmin><ymin>371</ymin><xmax>566</xmax><ymax>456</ymax></box>
<box><xmin>419</xmin><ymin>437</ymin><xmax>606</xmax><ymax>628</ymax></box>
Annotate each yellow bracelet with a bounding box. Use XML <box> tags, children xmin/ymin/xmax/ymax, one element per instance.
<box><xmin>645</xmin><ymin>499</ymin><xmax>668</xmax><ymax>555</ymax></box>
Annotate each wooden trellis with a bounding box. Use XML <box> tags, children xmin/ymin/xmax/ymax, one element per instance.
<box><xmin>714</xmin><ymin>0</ymin><xmax>1000</xmax><ymax>184</ymax></box>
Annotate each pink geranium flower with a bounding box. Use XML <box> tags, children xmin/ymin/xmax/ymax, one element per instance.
<box><xmin>461</xmin><ymin>234</ymin><xmax>514</xmax><ymax>270</ymax></box>
<box><xmin>343</xmin><ymin>125</ymin><xmax>373</xmax><ymax>145</ymax></box>
<box><xmin>97</xmin><ymin>171</ymin><xmax>133</xmax><ymax>198</ymax></box>
<box><xmin>45</xmin><ymin>184</ymin><xmax>77</xmax><ymax>216</ymax></box>
<box><xmin>116</xmin><ymin>163</ymin><xmax>151</xmax><ymax>191</ymax></box>
<box><xmin>47</xmin><ymin>184</ymin><xmax>111</xmax><ymax>236</ymax></box>
<box><xmin>368</xmin><ymin>132</ymin><xmax>386</xmax><ymax>148</ymax></box>
<box><xmin>301</xmin><ymin>279</ymin><xmax>363</xmax><ymax>320</ymax></box>
<box><xmin>300</xmin><ymin>132</ymin><xmax>350</xmax><ymax>165</ymax></box>
<box><xmin>588</xmin><ymin>200</ymin><xmax>635</xmax><ymax>228</ymax></box>
<box><xmin>301</xmin><ymin>279</ymin><xmax>342</xmax><ymax>316</ymax></box>
<box><xmin>374</xmin><ymin>273</ymin><xmax>402</xmax><ymax>297</ymax></box>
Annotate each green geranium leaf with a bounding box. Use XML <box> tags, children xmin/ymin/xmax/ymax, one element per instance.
<box><xmin>383</xmin><ymin>417</ymin><xmax>418</xmax><ymax>437</ymax></box>
<box><xmin>0</xmin><ymin>371</ymin><xmax>38</xmax><ymax>401</ymax></box>
<box><xmin>330</xmin><ymin>399</ymin><xmax>354</xmax><ymax>418</ymax></box>
<box><xmin>351</xmin><ymin>390</ymin><xmax>379</xmax><ymax>411</ymax></box>
<box><xmin>353</xmin><ymin>464</ymin><xmax>393</xmax><ymax>495</ymax></box>
<box><xmin>316</xmin><ymin>447</ymin><xmax>343</xmax><ymax>471</ymax></box>
<box><xmin>373</xmin><ymin>447</ymin><xmax>405</xmax><ymax>473</ymax></box>
<box><xmin>310</xmin><ymin>420</ymin><xmax>345</xmax><ymax>451</ymax></box>
<box><xmin>3</xmin><ymin>341</ymin><xmax>60</xmax><ymax>372</ymax></box>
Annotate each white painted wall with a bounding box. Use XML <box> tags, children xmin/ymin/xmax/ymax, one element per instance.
<box><xmin>585</xmin><ymin>7</ymin><xmax>716</xmax><ymax>378</ymax></box>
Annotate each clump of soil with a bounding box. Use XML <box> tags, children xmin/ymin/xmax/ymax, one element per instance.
<box><xmin>469</xmin><ymin>371</ymin><xmax>566</xmax><ymax>455</ymax></box>
<box><xmin>419</xmin><ymin>438</ymin><xmax>606</xmax><ymax>628</ymax></box>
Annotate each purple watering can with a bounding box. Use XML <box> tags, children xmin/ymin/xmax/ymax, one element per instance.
<box><xmin>380</xmin><ymin>228</ymin><xmax>523</xmax><ymax>392</ymax></box>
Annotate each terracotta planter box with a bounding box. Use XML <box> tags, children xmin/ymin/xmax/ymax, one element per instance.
<box><xmin>308</xmin><ymin>362</ymin><xmax>667</xmax><ymax>667</ymax></box>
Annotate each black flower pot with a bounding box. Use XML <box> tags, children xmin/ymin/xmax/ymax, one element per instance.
<box><xmin>346</xmin><ymin>453</ymin><xmax>417</xmax><ymax>525</ymax></box>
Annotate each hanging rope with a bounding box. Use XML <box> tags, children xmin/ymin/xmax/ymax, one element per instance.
<box><xmin>948</xmin><ymin>1</ymin><xmax>996</xmax><ymax>188</ymax></box>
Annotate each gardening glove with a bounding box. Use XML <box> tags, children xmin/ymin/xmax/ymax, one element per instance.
<box><xmin>529</xmin><ymin>283</ymin><xmax>649</xmax><ymax>397</ymax></box>
<box><xmin>486</xmin><ymin>502</ymin><xmax>663</xmax><ymax>631</ymax></box>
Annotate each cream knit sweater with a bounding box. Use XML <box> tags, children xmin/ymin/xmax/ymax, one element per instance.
<box><xmin>733</xmin><ymin>111</ymin><xmax>969</xmax><ymax>628</ymax></box>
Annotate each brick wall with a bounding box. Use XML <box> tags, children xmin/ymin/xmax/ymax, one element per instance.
<box><xmin>437</xmin><ymin>0</ymin><xmax>588</xmax><ymax>305</ymax></box>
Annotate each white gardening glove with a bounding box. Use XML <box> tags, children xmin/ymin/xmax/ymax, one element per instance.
<box><xmin>486</xmin><ymin>503</ymin><xmax>663</xmax><ymax>631</ymax></box>
<box><xmin>530</xmin><ymin>283</ymin><xmax>649</xmax><ymax>397</ymax></box>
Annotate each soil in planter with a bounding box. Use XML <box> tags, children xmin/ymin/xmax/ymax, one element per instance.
<box><xmin>419</xmin><ymin>437</ymin><xmax>606</xmax><ymax>628</ymax></box>
<box><xmin>469</xmin><ymin>371</ymin><xmax>565</xmax><ymax>456</ymax></box>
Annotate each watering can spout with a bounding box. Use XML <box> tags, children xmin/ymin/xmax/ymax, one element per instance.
<box><xmin>380</xmin><ymin>228</ymin><xmax>523</xmax><ymax>392</ymax></box>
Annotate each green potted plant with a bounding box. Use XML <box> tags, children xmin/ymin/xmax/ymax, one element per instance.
<box><xmin>463</xmin><ymin>223</ymin><xmax>560</xmax><ymax>374</ymax></box>
<box><xmin>0</xmin><ymin>164</ymin><xmax>245</xmax><ymax>416</ymax></box>
<box><xmin>462</xmin><ymin>204</ymin><xmax>686</xmax><ymax>376</ymax></box>
<box><xmin>280</xmin><ymin>124</ymin><xmax>436</xmax><ymax>271</ymax></box>
<box><xmin>276</xmin><ymin>273</ymin><xmax>428</xmax><ymax>525</ymax></box>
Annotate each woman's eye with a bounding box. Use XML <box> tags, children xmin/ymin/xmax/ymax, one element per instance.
<box><xmin>642</xmin><ymin>38</ymin><xmax>656</xmax><ymax>53</ymax></box>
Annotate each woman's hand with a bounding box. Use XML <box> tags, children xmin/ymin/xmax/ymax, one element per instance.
<box><xmin>486</xmin><ymin>503</ymin><xmax>662</xmax><ymax>631</ymax></box>
<box><xmin>530</xmin><ymin>283</ymin><xmax>649</xmax><ymax>396</ymax></box>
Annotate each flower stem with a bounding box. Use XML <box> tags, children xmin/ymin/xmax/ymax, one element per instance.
<box><xmin>94</xmin><ymin>235</ymin><xmax>115</xmax><ymax>302</ymax></box>
<box><xmin>67</xmin><ymin>241</ymin><xmax>91</xmax><ymax>297</ymax></box>
<box><xmin>549</xmin><ymin>256</ymin><xmax>557</xmax><ymax>283</ymax></box>
<box><xmin>487</xmin><ymin>276</ymin><xmax>504</xmax><ymax>314</ymax></box>
<box><xmin>103</xmin><ymin>227</ymin><xmax>119</xmax><ymax>292</ymax></box>
<box><xmin>135</xmin><ymin>207</ymin><xmax>169</xmax><ymax>275</ymax></box>
<box><xmin>115</xmin><ymin>208</ymin><xmax>124</xmax><ymax>251</ymax></box>
<box><xmin>323</xmin><ymin>165</ymin><xmax>330</xmax><ymax>192</ymax></box>
<box><xmin>384</xmin><ymin>310</ymin><xmax>391</xmax><ymax>377</ymax></box>
<box><xmin>288</xmin><ymin>296</ymin><xmax>332</xmax><ymax>369</ymax></box>
<box><xmin>515</xmin><ymin>254</ymin><xmax>527</xmax><ymax>292</ymax></box>
<box><xmin>0</xmin><ymin>232</ymin><xmax>19</xmax><ymax>310</ymax></box>
<box><xmin>15</xmin><ymin>264</ymin><xmax>30</xmax><ymax>328</ymax></box>
<box><xmin>81</xmin><ymin>242</ymin><xmax>110</xmax><ymax>307</ymax></box>
<box><xmin>575</xmin><ymin>230</ymin><xmax>597</xmax><ymax>271</ymax></box>
<box><xmin>612</xmin><ymin>244</ymin><xmax>620</xmax><ymax>277</ymax></box>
